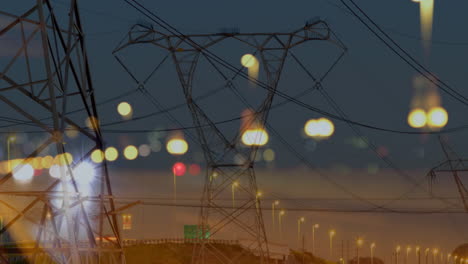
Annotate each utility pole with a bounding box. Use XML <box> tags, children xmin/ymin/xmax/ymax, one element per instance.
<box><xmin>0</xmin><ymin>1</ymin><xmax>123</xmax><ymax>262</ymax></box>
<box><xmin>114</xmin><ymin>18</ymin><xmax>345</xmax><ymax>264</ymax></box>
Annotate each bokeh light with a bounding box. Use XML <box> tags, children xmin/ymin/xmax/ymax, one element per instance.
<box><xmin>263</xmin><ymin>149</ymin><xmax>275</xmax><ymax>162</ymax></box>
<box><xmin>189</xmin><ymin>164</ymin><xmax>201</xmax><ymax>175</ymax></box>
<box><xmin>138</xmin><ymin>144</ymin><xmax>151</xmax><ymax>157</ymax></box>
<box><xmin>13</xmin><ymin>163</ymin><xmax>34</xmax><ymax>182</ymax></box>
<box><xmin>105</xmin><ymin>147</ymin><xmax>118</xmax><ymax>162</ymax></box>
<box><xmin>91</xmin><ymin>149</ymin><xmax>104</xmax><ymax>163</ymax></box>
<box><xmin>41</xmin><ymin>155</ymin><xmax>54</xmax><ymax>169</ymax></box>
<box><xmin>407</xmin><ymin>108</ymin><xmax>427</xmax><ymax>128</ymax></box>
<box><xmin>124</xmin><ymin>145</ymin><xmax>138</xmax><ymax>160</ymax></box>
<box><xmin>65</xmin><ymin>125</ymin><xmax>79</xmax><ymax>138</ymax></box>
<box><xmin>241</xmin><ymin>54</ymin><xmax>259</xmax><ymax>83</ymax></box>
<box><xmin>241</xmin><ymin>54</ymin><xmax>258</xmax><ymax>68</ymax></box>
<box><xmin>54</xmin><ymin>153</ymin><xmax>73</xmax><ymax>165</ymax></box>
<box><xmin>427</xmin><ymin>107</ymin><xmax>448</xmax><ymax>128</ymax></box>
<box><xmin>241</xmin><ymin>128</ymin><xmax>269</xmax><ymax>146</ymax></box>
<box><xmin>49</xmin><ymin>164</ymin><xmax>65</xmax><ymax>179</ymax></box>
<box><xmin>304</xmin><ymin>118</ymin><xmax>335</xmax><ymax>138</ymax></box>
<box><xmin>85</xmin><ymin>116</ymin><xmax>99</xmax><ymax>130</ymax></box>
<box><xmin>166</xmin><ymin>138</ymin><xmax>188</xmax><ymax>155</ymax></box>
<box><xmin>172</xmin><ymin>162</ymin><xmax>186</xmax><ymax>176</ymax></box>
<box><xmin>73</xmin><ymin>162</ymin><xmax>95</xmax><ymax>185</ymax></box>
<box><xmin>117</xmin><ymin>102</ymin><xmax>133</xmax><ymax>117</ymax></box>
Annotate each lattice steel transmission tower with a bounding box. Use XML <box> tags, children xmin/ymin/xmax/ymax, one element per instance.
<box><xmin>114</xmin><ymin>19</ymin><xmax>343</xmax><ymax>263</ymax></box>
<box><xmin>429</xmin><ymin>137</ymin><xmax>468</xmax><ymax>212</ymax></box>
<box><xmin>0</xmin><ymin>1</ymin><xmax>123</xmax><ymax>263</ymax></box>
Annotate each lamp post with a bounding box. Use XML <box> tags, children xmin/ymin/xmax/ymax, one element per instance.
<box><xmin>396</xmin><ymin>246</ymin><xmax>401</xmax><ymax>264</ymax></box>
<box><xmin>370</xmin><ymin>242</ymin><xmax>376</xmax><ymax>264</ymax></box>
<box><xmin>447</xmin><ymin>254</ymin><xmax>452</xmax><ymax>264</ymax></box>
<box><xmin>231</xmin><ymin>181</ymin><xmax>239</xmax><ymax>209</ymax></box>
<box><xmin>329</xmin><ymin>229</ymin><xmax>336</xmax><ymax>258</ymax></box>
<box><xmin>426</xmin><ymin>249</ymin><xmax>430</xmax><ymax>264</ymax></box>
<box><xmin>416</xmin><ymin>247</ymin><xmax>421</xmax><ymax>264</ymax></box>
<box><xmin>298</xmin><ymin>217</ymin><xmax>305</xmax><ymax>246</ymax></box>
<box><xmin>255</xmin><ymin>191</ymin><xmax>262</xmax><ymax>212</ymax></box>
<box><xmin>272</xmin><ymin>200</ymin><xmax>279</xmax><ymax>231</ymax></box>
<box><xmin>312</xmin><ymin>224</ymin><xmax>319</xmax><ymax>255</ymax></box>
<box><xmin>433</xmin><ymin>249</ymin><xmax>439</xmax><ymax>264</ymax></box>
<box><xmin>407</xmin><ymin>247</ymin><xmax>412</xmax><ymax>264</ymax></box>
<box><xmin>279</xmin><ymin>210</ymin><xmax>285</xmax><ymax>238</ymax></box>
<box><xmin>454</xmin><ymin>256</ymin><xmax>458</xmax><ymax>264</ymax></box>
<box><xmin>356</xmin><ymin>238</ymin><xmax>363</xmax><ymax>264</ymax></box>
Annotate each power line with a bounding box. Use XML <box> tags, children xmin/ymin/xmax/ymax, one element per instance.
<box><xmin>339</xmin><ymin>0</ymin><xmax>468</xmax><ymax>106</ymax></box>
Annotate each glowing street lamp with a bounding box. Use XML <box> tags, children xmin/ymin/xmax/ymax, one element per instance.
<box><xmin>272</xmin><ymin>200</ymin><xmax>279</xmax><ymax>231</ymax></box>
<box><xmin>370</xmin><ymin>242</ymin><xmax>376</xmax><ymax>264</ymax></box>
<box><xmin>329</xmin><ymin>229</ymin><xmax>336</xmax><ymax>258</ymax></box>
<box><xmin>425</xmin><ymin>248</ymin><xmax>430</xmax><ymax>264</ymax></box>
<box><xmin>433</xmin><ymin>248</ymin><xmax>439</xmax><ymax>264</ymax></box>
<box><xmin>255</xmin><ymin>191</ymin><xmax>262</xmax><ymax>211</ymax></box>
<box><xmin>406</xmin><ymin>246</ymin><xmax>412</xmax><ymax>264</ymax></box>
<box><xmin>278</xmin><ymin>210</ymin><xmax>285</xmax><ymax>238</ymax></box>
<box><xmin>297</xmin><ymin>217</ymin><xmax>305</xmax><ymax>245</ymax></box>
<box><xmin>312</xmin><ymin>223</ymin><xmax>319</xmax><ymax>255</ymax></box>
<box><xmin>454</xmin><ymin>255</ymin><xmax>458</xmax><ymax>264</ymax></box>
<box><xmin>416</xmin><ymin>246</ymin><xmax>421</xmax><ymax>264</ymax></box>
<box><xmin>232</xmin><ymin>181</ymin><xmax>239</xmax><ymax>209</ymax></box>
<box><xmin>356</xmin><ymin>238</ymin><xmax>364</xmax><ymax>264</ymax></box>
<box><xmin>396</xmin><ymin>246</ymin><xmax>401</xmax><ymax>264</ymax></box>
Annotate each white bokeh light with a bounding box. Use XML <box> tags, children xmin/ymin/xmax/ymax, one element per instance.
<box><xmin>13</xmin><ymin>164</ymin><xmax>34</xmax><ymax>183</ymax></box>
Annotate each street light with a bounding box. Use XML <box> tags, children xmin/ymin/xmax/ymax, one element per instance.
<box><xmin>371</xmin><ymin>242</ymin><xmax>376</xmax><ymax>264</ymax></box>
<box><xmin>356</xmin><ymin>238</ymin><xmax>364</xmax><ymax>264</ymax></box>
<box><xmin>278</xmin><ymin>210</ymin><xmax>285</xmax><ymax>238</ymax></box>
<box><xmin>255</xmin><ymin>191</ymin><xmax>262</xmax><ymax>211</ymax></box>
<box><xmin>416</xmin><ymin>246</ymin><xmax>421</xmax><ymax>264</ymax></box>
<box><xmin>454</xmin><ymin>255</ymin><xmax>458</xmax><ymax>264</ymax></box>
<box><xmin>425</xmin><ymin>248</ymin><xmax>430</xmax><ymax>264</ymax></box>
<box><xmin>329</xmin><ymin>229</ymin><xmax>336</xmax><ymax>258</ymax></box>
<box><xmin>396</xmin><ymin>246</ymin><xmax>401</xmax><ymax>264</ymax></box>
<box><xmin>272</xmin><ymin>200</ymin><xmax>279</xmax><ymax>231</ymax></box>
<box><xmin>448</xmin><ymin>254</ymin><xmax>452</xmax><ymax>264</ymax></box>
<box><xmin>407</xmin><ymin>247</ymin><xmax>412</xmax><ymax>264</ymax></box>
<box><xmin>433</xmin><ymin>249</ymin><xmax>439</xmax><ymax>264</ymax></box>
<box><xmin>232</xmin><ymin>181</ymin><xmax>239</xmax><ymax>209</ymax></box>
<box><xmin>298</xmin><ymin>217</ymin><xmax>305</xmax><ymax>246</ymax></box>
<box><xmin>312</xmin><ymin>224</ymin><xmax>319</xmax><ymax>255</ymax></box>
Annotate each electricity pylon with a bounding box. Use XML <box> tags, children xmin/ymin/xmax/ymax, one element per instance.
<box><xmin>114</xmin><ymin>19</ymin><xmax>343</xmax><ymax>263</ymax></box>
<box><xmin>428</xmin><ymin>136</ymin><xmax>468</xmax><ymax>212</ymax></box>
<box><xmin>0</xmin><ymin>1</ymin><xmax>123</xmax><ymax>263</ymax></box>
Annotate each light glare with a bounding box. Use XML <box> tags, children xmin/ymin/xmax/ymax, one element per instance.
<box><xmin>166</xmin><ymin>139</ymin><xmax>189</xmax><ymax>155</ymax></box>
<box><xmin>241</xmin><ymin>128</ymin><xmax>269</xmax><ymax>146</ymax></box>
<box><xmin>408</xmin><ymin>108</ymin><xmax>427</xmax><ymax>128</ymax></box>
